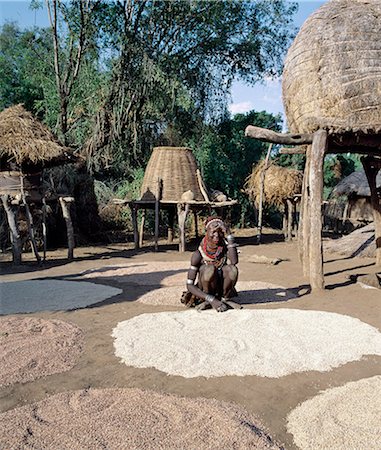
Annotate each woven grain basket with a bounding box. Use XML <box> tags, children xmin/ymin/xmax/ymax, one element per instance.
<box><xmin>140</xmin><ymin>147</ymin><xmax>204</xmax><ymax>202</ymax></box>
<box><xmin>282</xmin><ymin>0</ymin><xmax>381</xmax><ymax>137</ymax></box>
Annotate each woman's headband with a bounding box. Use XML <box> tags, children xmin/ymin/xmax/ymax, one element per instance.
<box><xmin>205</xmin><ymin>218</ymin><xmax>226</xmax><ymax>232</ymax></box>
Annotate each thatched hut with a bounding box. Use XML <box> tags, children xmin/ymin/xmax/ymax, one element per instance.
<box><xmin>0</xmin><ymin>104</ymin><xmax>74</xmax><ymax>263</ymax></box>
<box><xmin>246</xmin><ymin>0</ymin><xmax>381</xmax><ymax>290</ymax></box>
<box><xmin>125</xmin><ymin>146</ymin><xmax>237</xmax><ymax>251</ymax></box>
<box><xmin>245</xmin><ymin>161</ymin><xmax>303</xmax><ymax>240</ymax></box>
<box><xmin>325</xmin><ymin>169</ymin><xmax>381</xmax><ymax>228</ymax></box>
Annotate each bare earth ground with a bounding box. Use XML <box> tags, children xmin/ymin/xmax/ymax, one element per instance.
<box><xmin>0</xmin><ymin>228</ymin><xmax>380</xmax><ymax>449</ymax></box>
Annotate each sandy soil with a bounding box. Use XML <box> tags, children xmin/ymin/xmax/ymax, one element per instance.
<box><xmin>0</xmin><ymin>229</ymin><xmax>380</xmax><ymax>449</ymax></box>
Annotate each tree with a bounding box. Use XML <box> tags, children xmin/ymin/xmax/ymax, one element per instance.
<box><xmin>190</xmin><ymin>110</ymin><xmax>283</xmax><ymax>226</ymax></box>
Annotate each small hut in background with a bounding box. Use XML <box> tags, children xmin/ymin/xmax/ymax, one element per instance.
<box><xmin>245</xmin><ymin>160</ymin><xmax>303</xmax><ymax>241</ymax></box>
<box><xmin>325</xmin><ymin>169</ymin><xmax>381</xmax><ymax>230</ymax></box>
<box><xmin>121</xmin><ymin>146</ymin><xmax>237</xmax><ymax>251</ymax></box>
<box><xmin>245</xmin><ymin>0</ymin><xmax>381</xmax><ymax>290</ymax></box>
<box><xmin>0</xmin><ymin>104</ymin><xmax>75</xmax><ymax>263</ymax></box>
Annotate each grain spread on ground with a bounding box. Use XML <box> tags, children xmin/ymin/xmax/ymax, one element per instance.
<box><xmin>0</xmin><ymin>388</ymin><xmax>281</xmax><ymax>449</ymax></box>
<box><xmin>287</xmin><ymin>376</ymin><xmax>381</xmax><ymax>450</ymax></box>
<box><xmin>78</xmin><ymin>261</ymin><xmax>189</xmax><ymax>286</ymax></box>
<box><xmin>0</xmin><ymin>279</ymin><xmax>122</xmax><ymax>314</ymax></box>
<box><xmin>137</xmin><ymin>281</ymin><xmax>297</xmax><ymax>306</ymax></box>
<box><xmin>0</xmin><ymin>317</ymin><xmax>83</xmax><ymax>387</ymax></box>
<box><xmin>112</xmin><ymin>309</ymin><xmax>381</xmax><ymax>378</ymax></box>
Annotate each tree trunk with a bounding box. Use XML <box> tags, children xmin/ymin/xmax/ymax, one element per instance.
<box><xmin>59</xmin><ymin>196</ymin><xmax>75</xmax><ymax>260</ymax></box>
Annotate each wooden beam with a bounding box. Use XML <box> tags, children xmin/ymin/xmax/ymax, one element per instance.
<box><xmin>279</xmin><ymin>147</ymin><xmax>307</xmax><ymax>154</ymax></box>
<box><xmin>309</xmin><ymin>130</ymin><xmax>327</xmax><ymax>290</ymax></box>
<box><xmin>177</xmin><ymin>203</ymin><xmax>189</xmax><ymax>252</ymax></box>
<box><xmin>245</xmin><ymin>126</ymin><xmax>314</xmax><ymax>145</ymax></box>
<box><xmin>131</xmin><ymin>203</ymin><xmax>139</xmax><ymax>249</ymax></box>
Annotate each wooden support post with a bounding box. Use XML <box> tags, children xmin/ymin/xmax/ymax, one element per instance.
<box><xmin>309</xmin><ymin>130</ymin><xmax>327</xmax><ymax>290</ymax></box>
<box><xmin>20</xmin><ymin>175</ymin><xmax>41</xmax><ymax>264</ymax></box>
<box><xmin>139</xmin><ymin>209</ymin><xmax>145</xmax><ymax>248</ymax></box>
<box><xmin>154</xmin><ymin>178</ymin><xmax>162</xmax><ymax>252</ymax></box>
<box><xmin>362</xmin><ymin>156</ymin><xmax>381</xmax><ymax>266</ymax></box>
<box><xmin>257</xmin><ymin>143</ymin><xmax>272</xmax><ymax>244</ymax></box>
<box><xmin>177</xmin><ymin>203</ymin><xmax>189</xmax><ymax>252</ymax></box>
<box><xmin>42</xmin><ymin>197</ymin><xmax>48</xmax><ymax>262</ymax></box>
<box><xmin>167</xmin><ymin>207</ymin><xmax>174</xmax><ymax>243</ymax></box>
<box><xmin>299</xmin><ymin>145</ymin><xmax>311</xmax><ymax>275</ymax></box>
<box><xmin>131</xmin><ymin>203</ymin><xmax>139</xmax><ymax>249</ymax></box>
<box><xmin>287</xmin><ymin>198</ymin><xmax>293</xmax><ymax>241</ymax></box>
<box><xmin>59</xmin><ymin>196</ymin><xmax>75</xmax><ymax>260</ymax></box>
<box><xmin>1</xmin><ymin>194</ymin><xmax>22</xmax><ymax>265</ymax></box>
<box><xmin>193</xmin><ymin>211</ymin><xmax>199</xmax><ymax>239</ymax></box>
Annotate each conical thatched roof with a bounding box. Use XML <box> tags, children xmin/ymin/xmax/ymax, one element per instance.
<box><xmin>331</xmin><ymin>169</ymin><xmax>381</xmax><ymax>197</ymax></box>
<box><xmin>245</xmin><ymin>160</ymin><xmax>303</xmax><ymax>207</ymax></box>
<box><xmin>282</xmin><ymin>0</ymin><xmax>381</xmax><ymax>136</ymax></box>
<box><xmin>140</xmin><ymin>147</ymin><xmax>205</xmax><ymax>202</ymax></box>
<box><xmin>0</xmin><ymin>104</ymin><xmax>67</xmax><ymax>165</ymax></box>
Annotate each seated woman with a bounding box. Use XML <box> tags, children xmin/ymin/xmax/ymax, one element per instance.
<box><xmin>184</xmin><ymin>217</ymin><xmax>239</xmax><ymax>312</ymax></box>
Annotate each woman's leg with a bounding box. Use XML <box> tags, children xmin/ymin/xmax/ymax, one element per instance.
<box><xmin>222</xmin><ymin>265</ymin><xmax>238</xmax><ymax>298</ymax></box>
<box><xmin>198</xmin><ymin>264</ymin><xmax>218</xmax><ymax>295</ymax></box>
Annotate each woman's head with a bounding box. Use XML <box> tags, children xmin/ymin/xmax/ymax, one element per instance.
<box><xmin>204</xmin><ymin>217</ymin><xmax>226</xmax><ymax>245</ymax></box>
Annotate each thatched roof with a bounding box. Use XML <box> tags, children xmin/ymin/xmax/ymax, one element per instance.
<box><xmin>331</xmin><ymin>169</ymin><xmax>381</xmax><ymax>197</ymax></box>
<box><xmin>140</xmin><ymin>147</ymin><xmax>205</xmax><ymax>202</ymax></box>
<box><xmin>282</xmin><ymin>0</ymin><xmax>381</xmax><ymax>136</ymax></box>
<box><xmin>0</xmin><ymin>104</ymin><xmax>67</xmax><ymax>165</ymax></box>
<box><xmin>245</xmin><ymin>160</ymin><xmax>303</xmax><ymax>207</ymax></box>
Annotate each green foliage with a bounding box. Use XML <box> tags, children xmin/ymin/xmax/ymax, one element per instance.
<box><xmin>190</xmin><ymin>110</ymin><xmax>283</xmax><ymax>227</ymax></box>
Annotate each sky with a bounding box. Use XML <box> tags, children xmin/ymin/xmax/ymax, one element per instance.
<box><xmin>0</xmin><ymin>0</ymin><xmax>327</xmax><ymax>122</ymax></box>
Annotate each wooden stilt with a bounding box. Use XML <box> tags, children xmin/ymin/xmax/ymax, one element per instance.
<box><xmin>177</xmin><ymin>203</ymin><xmax>189</xmax><ymax>252</ymax></box>
<box><xmin>42</xmin><ymin>197</ymin><xmax>48</xmax><ymax>261</ymax></box>
<box><xmin>193</xmin><ymin>210</ymin><xmax>198</xmax><ymax>239</ymax></box>
<box><xmin>1</xmin><ymin>194</ymin><xmax>22</xmax><ymax>264</ymax></box>
<box><xmin>59</xmin><ymin>196</ymin><xmax>75</xmax><ymax>260</ymax></box>
<box><xmin>257</xmin><ymin>143</ymin><xmax>272</xmax><ymax>244</ymax></box>
<box><xmin>362</xmin><ymin>156</ymin><xmax>381</xmax><ymax>266</ymax></box>
<box><xmin>139</xmin><ymin>209</ymin><xmax>145</xmax><ymax>248</ymax></box>
<box><xmin>20</xmin><ymin>175</ymin><xmax>41</xmax><ymax>263</ymax></box>
<box><xmin>299</xmin><ymin>145</ymin><xmax>311</xmax><ymax>275</ymax></box>
<box><xmin>131</xmin><ymin>203</ymin><xmax>139</xmax><ymax>249</ymax></box>
<box><xmin>287</xmin><ymin>198</ymin><xmax>293</xmax><ymax>241</ymax></box>
<box><xmin>282</xmin><ymin>200</ymin><xmax>288</xmax><ymax>240</ymax></box>
<box><xmin>154</xmin><ymin>178</ymin><xmax>162</xmax><ymax>252</ymax></box>
<box><xmin>167</xmin><ymin>207</ymin><xmax>174</xmax><ymax>243</ymax></box>
<box><xmin>309</xmin><ymin>130</ymin><xmax>327</xmax><ymax>290</ymax></box>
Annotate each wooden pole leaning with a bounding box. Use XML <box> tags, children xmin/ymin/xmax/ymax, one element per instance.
<box><xmin>1</xmin><ymin>194</ymin><xmax>22</xmax><ymax>265</ymax></box>
<box><xmin>308</xmin><ymin>130</ymin><xmax>327</xmax><ymax>290</ymax></box>
<box><xmin>177</xmin><ymin>202</ymin><xmax>190</xmax><ymax>252</ymax></box>
<box><xmin>362</xmin><ymin>156</ymin><xmax>381</xmax><ymax>266</ymax></box>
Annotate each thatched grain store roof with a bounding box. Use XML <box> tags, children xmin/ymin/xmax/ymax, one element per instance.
<box><xmin>245</xmin><ymin>160</ymin><xmax>303</xmax><ymax>207</ymax></box>
<box><xmin>0</xmin><ymin>104</ymin><xmax>67</xmax><ymax>165</ymax></box>
<box><xmin>331</xmin><ymin>169</ymin><xmax>381</xmax><ymax>197</ymax></box>
<box><xmin>282</xmin><ymin>0</ymin><xmax>381</xmax><ymax>136</ymax></box>
<box><xmin>140</xmin><ymin>147</ymin><xmax>205</xmax><ymax>202</ymax></box>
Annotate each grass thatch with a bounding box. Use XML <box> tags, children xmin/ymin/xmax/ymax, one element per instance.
<box><xmin>244</xmin><ymin>160</ymin><xmax>303</xmax><ymax>207</ymax></box>
<box><xmin>0</xmin><ymin>104</ymin><xmax>67</xmax><ymax>165</ymax></box>
<box><xmin>140</xmin><ymin>147</ymin><xmax>205</xmax><ymax>202</ymax></box>
<box><xmin>282</xmin><ymin>0</ymin><xmax>381</xmax><ymax>135</ymax></box>
<box><xmin>330</xmin><ymin>169</ymin><xmax>381</xmax><ymax>198</ymax></box>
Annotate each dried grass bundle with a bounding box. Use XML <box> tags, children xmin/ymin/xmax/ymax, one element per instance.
<box><xmin>282</xmin><ymin>0</ymin><xmax>381</xmax><ymax>135</ymax></box>
<box><xmin>245</xmin><ymin>160</ymin><xmax>303</xmax><ymax>207</ymax></box>
<box><xmin>0</xmin><ymin>104</ymin><xmax>66</xmax><ymax>164</ymax></box>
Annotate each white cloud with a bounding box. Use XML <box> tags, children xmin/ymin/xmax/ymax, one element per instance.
<box><xmin>229</xmin><ymin>101</ymin><xmax>254</xmax><ymax>114</ymax></box>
